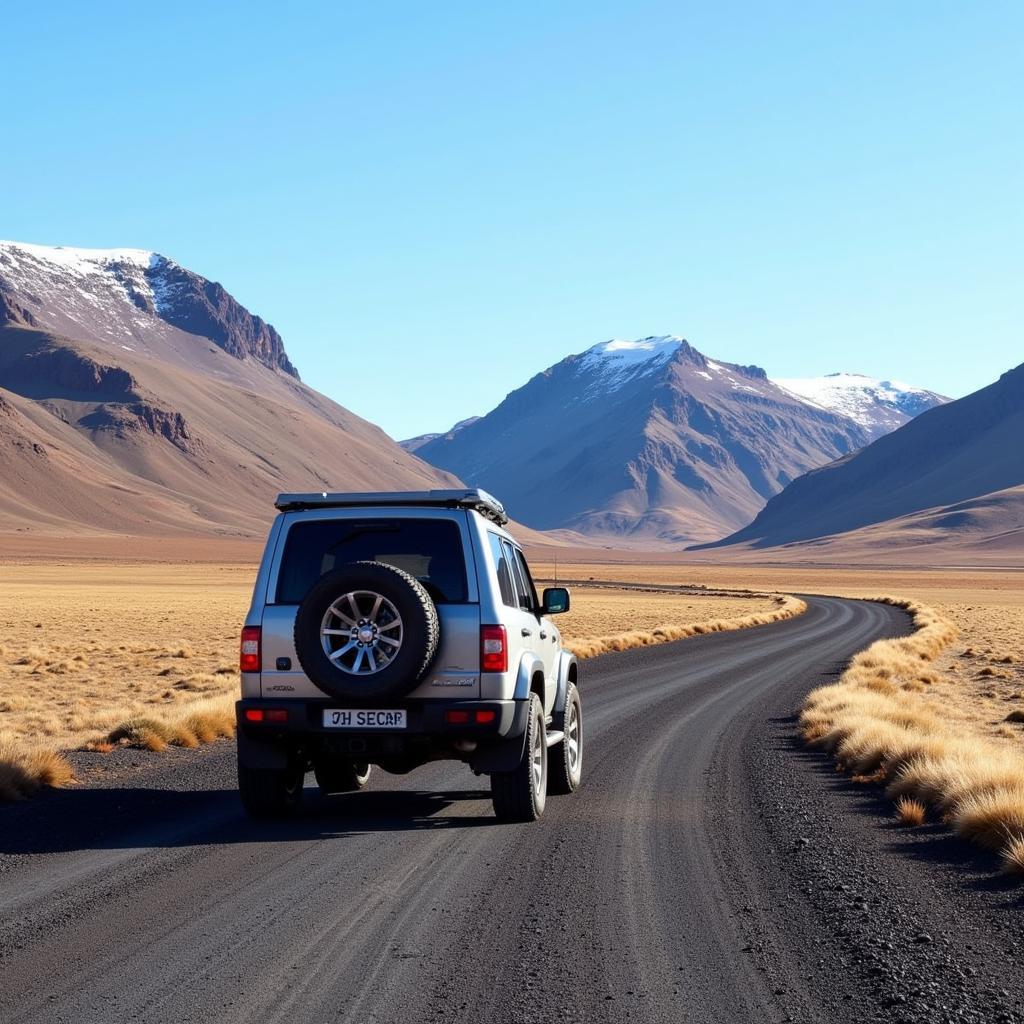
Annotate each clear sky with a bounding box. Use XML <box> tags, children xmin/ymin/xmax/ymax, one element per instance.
<box><xmin>3</xmin><ymin>2</ymin><xmax>1021</xmax><ymax>439</ymax></box>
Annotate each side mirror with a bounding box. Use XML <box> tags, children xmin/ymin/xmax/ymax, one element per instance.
<box><xmin>542</xmin><ymin>587</ymin><xmax>570</xmax><ymax>615</ymax></box>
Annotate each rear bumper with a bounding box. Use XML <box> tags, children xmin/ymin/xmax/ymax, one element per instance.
<box><xmin>236</xmin><ymin>697</ymin><xmax>529</xmax><ymax>742</ymax></box>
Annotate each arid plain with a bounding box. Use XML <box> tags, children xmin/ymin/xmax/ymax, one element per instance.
<box><xmin>3</xmin><ymin>541</ymin><xmax>1020</xmax><ymax>784</ymax></box>
<box><xmin>1</xmin><ymin>545</ymin><xmax>803</xmax><ymax>797</ymax></box>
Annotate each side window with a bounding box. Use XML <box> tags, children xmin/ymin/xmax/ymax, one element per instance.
<box><xmin>487</xmin><ymin>533</ymin><xmax>517</xmax><ymax>608</ymax></box>
<box><xmin>502</xmin><ymin>539</ymin><xmax>535</xmax><ymax>613</ymax></box>
<box><xmin>513</xmin><ymin>547</ymin><xmax>540</xmax><ymax>612</ymax></box>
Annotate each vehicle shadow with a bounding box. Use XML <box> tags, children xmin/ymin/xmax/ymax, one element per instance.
<box><xmin>0</xmin><ymin>784</ymin><xmax>500</xmax><ymax>857</ymax></box>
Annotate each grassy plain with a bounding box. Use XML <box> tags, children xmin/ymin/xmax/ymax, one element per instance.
<box><xmin>3</xmin><ymin>551</ymin><xmax>1020</xmax><ymax>808</ymax></box>
<box><xmin>532</xmin><ymin>560</ymin><xmax>1024</xmax><ymax>748</ymax></box>
<box><xmin>0</xmin><ymin>558</ymin><xmax>788</xmax><ymax>797</ymax></box>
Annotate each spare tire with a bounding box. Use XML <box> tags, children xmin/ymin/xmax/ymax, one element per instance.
<box><xmin>293</xmin><ymin>561</ymin><xmax>440</xmax><ymax>701</ymax></box>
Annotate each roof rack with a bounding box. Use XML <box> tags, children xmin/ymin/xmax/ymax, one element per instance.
<box><xmin>273</xmin><ymin>488</ymin><xmax>509</xmax><ymax>525</ymax></box>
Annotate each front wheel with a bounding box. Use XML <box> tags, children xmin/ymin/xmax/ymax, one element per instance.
<box><xmin>548</xmin><ymin>683</ymin><xmax>582</xmax><ymax>795</ymax></box>
<box><xmin>490</xmin><ymin>693</ymin><xmax>547</xmax><ymax>822</ymax></box>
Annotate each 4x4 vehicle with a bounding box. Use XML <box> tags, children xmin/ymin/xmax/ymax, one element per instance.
<box><xmin>236</xmin><ymin>489</ymin><xmax>582</xmax><ymax>822</ymax></box>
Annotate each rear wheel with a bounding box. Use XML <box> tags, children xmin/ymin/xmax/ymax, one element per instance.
<box><xmin>490</xmin><ymin>693</ymin><xmax>547</xmax><ymax>822</ymax></box>
<box><xmin>237</xmin><ymin>762</ymin><xmax>305</xmax><ymax>818</ymax></box>
<box><xmin>548</xmin><ymin>683</ymin><xmax>582</xmax><ymax>795</ymax></box>
<box><xmin>314</xmin><ymin>759</ymin><xmax>372</xmax><ymax>794</ymax></box>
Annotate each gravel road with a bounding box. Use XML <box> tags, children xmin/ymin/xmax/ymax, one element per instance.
<box><xmin>2</xmin><ymin>596</ymin><xmax>1023</xmax><ymax>1024</ymax></box>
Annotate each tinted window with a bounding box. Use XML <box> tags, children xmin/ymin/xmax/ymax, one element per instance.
<box><xmin>502</xmin><ymin>539</ymin><xmax>535</xmax><ymax>612</ymax></box>
<box><xmin>513</xmin><ymin>547</ymin><xmax>540</xmax><ymax>611</ymax></box>
<box><xmin>488</xmin><ymin>533</ymin><xmax>517</xmax><ymax>608</ymax></box>
<box><xmin>276</xmin><ymin>518</ymin><xmax>468</xmax><ymax>604</ymax></box>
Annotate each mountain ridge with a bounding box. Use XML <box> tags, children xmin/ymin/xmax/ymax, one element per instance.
<box><xmin>697</xmin><ymin>362</ymin><xmax>1024</xmax><ymax>554</ymax></box>
<box><xmin>0</xmin><ymin>240</ymin><xmax>297</xmax><ymax>377</ymax></box>
<box><xmin>414</xmin><ymin>336</ymin><xmax>878</xmax><ymax>546</ymax></box>
<box><xmin>0</xmin><ymin>241</ymin><xmax>459</xmax><ymax>539</ymax></box>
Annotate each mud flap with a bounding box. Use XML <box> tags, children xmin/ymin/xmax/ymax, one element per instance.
<box><xmin>468</xmin><ymin>730</ymin><xmax>528</xmax><ymax>773</ymax></box>
<box><xmin>236</xmin><ymin>727</ymin><xmax>289</xmax><ymax>771</ymax></box>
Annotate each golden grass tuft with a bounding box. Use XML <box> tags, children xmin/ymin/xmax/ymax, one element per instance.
<box><xmin>895</xmin><ymin>796</ymin><xmax>926</xmax><ymax>826</ymax></box>
<box><xmin>97</xmin><ymin>695</ymin><xmax>236</xmax><ymax>754</ymax></box>
<box><xmin>0</xmin><ymin>732</ymin><xmax>75</xmax><ymax>801</ymax></box>
<box><xmin>1001</xmin><ymin>834</ymin><xmax>1024</xmax><ymax>875</ymax></box>
<box><xmin>803</xmin><ymin>596</ymin><xmax>1024</xmax><ymax>877</ymax></box>
<box><xmin>564</xmin><ymin>594</ymin><xmax>806</xmax><ymax>659</ymax></box>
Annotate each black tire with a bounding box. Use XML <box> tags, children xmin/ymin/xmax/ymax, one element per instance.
<box><xmin>490</xmin><ymin>693</ymin><xmax>547</xmax><ymax>823</ymax></box>
<box><xmin>548</xmin><ymin>683</ymin><xmax>583</xmax><ymax>795</ymax></box>
<box><xmin>293</xmin><ymin>561</ymin><xmax>440</xmax><ymax>701</ymax></box>
<box><xmin>238</xmin><ymin>762</ymin><xmax>304</xmax><ymax>818</ymax></box>
<box><xmin>314</xmin><ymin>759</ymin><xmax>372</xmax><ymax>794</ymax></box>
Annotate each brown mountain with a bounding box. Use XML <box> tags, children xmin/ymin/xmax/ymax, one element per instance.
<box><xmin>414</xmin><ymin>337</ymin><xmax>875</xmax><ymax>546</ymax></box>
<box><xmin>0</xmin><ymin>242</ymin><xmax>456</xmax><ymax>540</ymax></box>
<box><xmin>698</xmin><ymin>362</ymin><xmax>1024</xmax><ymax>557</ymax></box>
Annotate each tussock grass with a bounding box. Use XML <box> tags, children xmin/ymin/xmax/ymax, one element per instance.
<box><xmin>0</xmin><ymin>732</ymin><xmax>75</xmax><ymax>801</ymax></box>
<box><xmin>896</xmin><ymin>796</ymin><xmax>926</xmax><ymax>827</ymax></box>
<box><xmin>802</xmin><ymin>596</ymin><xmax>1024</xmax><ymax>878</ymax></box>
<box><xmin>93</xmin><ymin>695</ymin><xmax>236</xmax><ymax>754</ymax></box>
<box><xmin>1001</xmin><ymin>834</ymin><xmax>1024</xmax><ymax>875</ymax></box>
<box><xmin>564</xmin><ymin>594</ymin><xmax>806</xmax><ymax>659</ymax></box>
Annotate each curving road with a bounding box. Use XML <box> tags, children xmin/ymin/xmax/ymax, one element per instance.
<box><xmin>5</xmin><ymin>596</ymin><xmax>1014</xmax><ymax>1024</ymax></box>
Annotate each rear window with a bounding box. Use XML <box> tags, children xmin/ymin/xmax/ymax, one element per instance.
<box><xmin>275</xmin><ymin>518</ymin><xmax>468</xmax><ymax>604</ymax></box>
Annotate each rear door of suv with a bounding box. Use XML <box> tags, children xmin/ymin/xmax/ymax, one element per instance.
<box><xmin>509</xmin><ymin>545</ymin><xmax>559</xmax><ymax>711</ymax></box>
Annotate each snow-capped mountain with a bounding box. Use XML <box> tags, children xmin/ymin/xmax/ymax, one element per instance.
<box><xmin>0</xmin><ymin>240</ymin><xmax>297</xmax><ymax>376</ymax></box>
<box><xmin>0</xmin><ymin>240</ymin><xmax>455</xmax><ymax>539</ymax></box>
<box><xmin>773</xmin><ymin>372</ymin><xmax>949</xmax><ymax>440</ymax></box>
<box><xmin>414</xmin><ymin>336</ymin><xmax>874</xmax><ymax>546</ymax></box>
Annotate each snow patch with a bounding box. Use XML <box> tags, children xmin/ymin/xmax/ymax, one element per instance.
<box><xmin>773</xmin><ymin>372</ymin><xmax>946</xmax><ymax>431</ymax></box>
<box><xmin>0</xmin><ymin>240</ymin><xmax>157</xmax><ymax>275</ymax></box>
<box><xmin>575</xmin><ymin>336</ymin><xmax>682</xmax><ymax>393</ymax></box>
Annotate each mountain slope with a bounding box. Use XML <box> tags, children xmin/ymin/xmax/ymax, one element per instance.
<box><xmin>400</xmin><ymin>416</ymin><xmax>481</xmax><ymax>453</ymax></box>
<box><xmin>773</xmin><ymin>372</ymin><xmax>949</xmax><ymax>440</ymax></box>
<box><xmin>415</xmin><ymin>337</ymin><xmax>873</xmax><ymax>546</ymax></box>
<box><xmin>699</xmin><ymin>362</ymin><xmax>1024</xmax><ymax>553</ymax></box>
<box><xmin>0</xmin><ymin>242</ymin><xmax>457</xmax><ymax>539</ymax></box>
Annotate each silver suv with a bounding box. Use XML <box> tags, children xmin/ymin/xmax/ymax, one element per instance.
<box><xmin>236</xmin><ymin>489</ymin><xmax>582</xmax><ymax>822</ymax></box>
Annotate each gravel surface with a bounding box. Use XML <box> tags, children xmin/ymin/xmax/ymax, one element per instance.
<box><xmin>2</xmin><ymin>596</ymin><xmax>1022</xmax><ymax>1023</ymax></box>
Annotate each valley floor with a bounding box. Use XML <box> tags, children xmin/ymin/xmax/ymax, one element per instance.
<box><xmin>536</xmin><ymin>558</ymin><xmax>1024</xmax><ymax>754</ymax></box>
<box><xmin>0</xmin><ymin>556</ymin><xmax>781</xmax><ymax>766</ymax></box>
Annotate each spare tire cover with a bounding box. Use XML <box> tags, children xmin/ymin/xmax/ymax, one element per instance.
<box><xmin>293</xmin><ymin>560</ymin><xmax>440</xmax><ymax>701</ymax></box>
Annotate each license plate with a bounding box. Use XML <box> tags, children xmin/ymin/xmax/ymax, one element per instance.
<box><xmin>323</xmin><ymin>709</ymin><xmax>407</xmax><ymax>729</ymax></box>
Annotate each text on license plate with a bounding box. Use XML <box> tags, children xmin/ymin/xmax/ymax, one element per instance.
<box><xmin>323</xmin><ymin>709</ymin><xmax>407</xmax><ymax>729</ymax></box>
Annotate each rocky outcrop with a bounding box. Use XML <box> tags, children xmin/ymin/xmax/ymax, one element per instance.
<box><xmin>0</xmin><ymin>290</ymin><xmax>39</xmax><ymax>328</ymax></box>
<box><xmin>3</xmin><ymin>345</ymin><xmax>138</xmax><ymax>399</ymax></box>
<box><xmin>148</xmin><ymin>260</ymin><xmax>299</xmax><ymax>377</ymax></box>
<box><xmin>0</xmin><ymin>242</ymin><xmax>300</xmax><ymax>379</ymax></box>
<box><xmin>78</xmin><ymin>401</ymin><xmax>200</xmax><ymax>453</ymax></box>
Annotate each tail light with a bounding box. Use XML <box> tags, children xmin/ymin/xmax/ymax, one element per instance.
<box><xmin>480</xmin><ymin>625</ymin><xmax>507</xmax><ymax>673</ymax></box>
<box><xmin>244</xmin><ymin>707</ymin><xmax>288</xmax><ymax>723</ymax></box>
<box><xmin>240</xmin><ymin>626</ymin><xmax>261</xmax><ymax>672</ymax></box>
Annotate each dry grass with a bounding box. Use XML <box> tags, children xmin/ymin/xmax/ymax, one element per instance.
<box><xmin>895</xmin><ymin>796</ymin><xmax>926</xmax><ymax>826</ymax></box>
<box><xmin>0</xmin><ymin>563</ymin><xmax>251</xmax><ymax>799</ymax></box>
<box><xmin>0</xmin><ymin>731</ymin><xmax>75</xmax><ymax>800</ymax></box>
<box><xmin>801</xmin><ymin>595</ymin><xmax>1024</xmax><ymax>876</ymax></box>
<box><xmin>1</xmin><ymin>560</ymin><xmax>797</xmax><ymax>799</ymax></box>
<box><xmin>0</xmin><ymin>563</ymin><xmax>250</xmax><ymax>752</ymax></box>
<box><xmin>560</xmin><ymin>591</ymin><xmax>805</xmax><ymax>659</ymax></box>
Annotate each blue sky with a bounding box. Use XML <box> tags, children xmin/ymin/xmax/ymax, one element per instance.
<box><xmin>3</xmin><ymin>2</ymin><xmax>1021</xmax><ymax>439</ymax></box>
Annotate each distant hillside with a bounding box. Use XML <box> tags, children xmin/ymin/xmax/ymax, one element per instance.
<box><xmin>414</xmin><ymin>337</ymin><xmax>875</xmax><ymax>546</ymax></box>
<box><xmin>698</xmin><ymin>362</ymin><xmax>1024</xmax><ymax>555</ymax></box>
<box><xmin>401</xmin><ymin>416</ymin><xmax>481</xmax><ymax>453</ymax></box>
<box><xmin>0</xmin><ymin>242</ymin><xmax>457</xmax><ymax>539</ymax></box>
<box><xmin>773</xmin><ymin>372</ymin><xmax>948</xmax><ymax>440</ymax></box>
